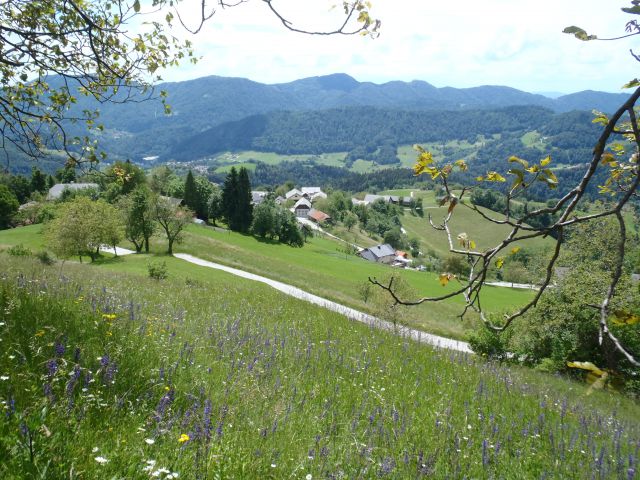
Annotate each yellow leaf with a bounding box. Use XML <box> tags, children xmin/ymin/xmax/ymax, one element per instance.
<box><xmin>566</xmin><ymin>361</ymin><xmax>605</xmax><ymax>377</ymax></box>
<box><xmin>485</xmin><ymin>171</ymin><xmax>506</xmax><ymax>182</ymax></box>
<box><xmin>610</xmin><ymin>310</ymin><xmax>640</xmax><ymax>326</ymax></box>
<box><xmin>469</xmin><ymin>240</ymin><xmax>476</xmax><ymax>249</ymax></box>
<box><xmin>475</xmin><ymin>176</ymin><xmax>484</xmax><ymax>182</ymax></box>
<box><xmin>439</xmin><ymin>273</ymin><xmax>454</xmax><ymax>287</ymax></box>
<box><xmin>454</xmin><ymin>159</ymin><xmax>468</xmax><ymax>171</ymax></box>
<box><xmin>600</xmin><ymin>153</ymin><xmax>617</xmax><ymax>166</ymax></box>
<box><xmin>495</xmin><ymin>258</ymin><xmax>504</xmax><ymax>269</ymax></box>
<box><xmin>510</xmin><ymin>246</ymin><xmax>520</xmax><ymax>255</ymax></box>
<box><xmin>508</xmin><ymin>156</ymin><xmax>529</xmax><ymax>169</ymax></box>
<box><xmin>540</xmin><ymin>155</ymin><xmax>551</xmax><ymax>167</ymax></box>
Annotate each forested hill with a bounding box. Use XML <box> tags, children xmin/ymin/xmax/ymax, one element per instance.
<box><xmin>5</xmin><ymin>73</ymin><xmax>627</xmax><ymax>172</ymax></box>
<box><xmin>82</xmin><ymin>73</ymin><xmax>628</xmax><ymax>138</ymax></box>
<box><xmin>170</xmin><ymin>106</ymin><xmax>601</xmax><ymax>165</ymax></box>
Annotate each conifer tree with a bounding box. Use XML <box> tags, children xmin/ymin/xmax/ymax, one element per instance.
<box><xmin>183</xmin><ymin>170</ymin><xmax>200</xmax><ymax>218</ymax></box>
<box><xmin>222</xmin><ymin>167</ymin><xmax>239</xmax><ymax>230</ymax></box>
<box><xmin>237</xmin><ymin>167</ymin><xmax>254</xmax><ymax>232</ymax></box>
<box><xmin>30</xmin><ymin>167</ymin><xmax>47</xmax><ymax>195</ymax></box>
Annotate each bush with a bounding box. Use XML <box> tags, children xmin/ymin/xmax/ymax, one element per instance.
<box><xmin>35</xmin><ymin>250</ymin><xmax>55</xmax><ymax>265</ymax></box>
<box><xmin>7</xmin><ymin>244</ymin><xmax>32</xmax><ymax>257</ymax></box>
<box><xmin>468</xmin><ymin>323</ymin><xmax>512</xmax><ymax>361</ymax></box>
<box><xmin>147</xmin><ymin>260</ymin><xmax>168</xmax><ymax>280</ymax></box>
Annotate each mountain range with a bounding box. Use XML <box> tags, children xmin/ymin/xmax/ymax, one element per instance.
<box><xmin>9</xmin><ymin>73</ymin><xmax>630</xmax><ymax>172</ymax></box>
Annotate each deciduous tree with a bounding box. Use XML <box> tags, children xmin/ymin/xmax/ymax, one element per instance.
<box><xmin>45</xmin><ymin>196</ymin><xmax>123</xmax><ymax>262</ymax></box>
<box><xmin>154</xmin><ymin>196</ymin><xmax>192</xmax><ymax>255</ymax></box>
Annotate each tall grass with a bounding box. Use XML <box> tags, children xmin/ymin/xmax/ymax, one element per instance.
<box><xmin>1</xmin><ymin>255</ymin><xmax>639</xmax><ymax>479</ymax></box>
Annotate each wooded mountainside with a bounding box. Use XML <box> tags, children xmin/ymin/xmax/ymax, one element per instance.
<box><xmin>5</xmin><ymin>73</ymin><xmax>623</xmax><ymax>173</ymax></box>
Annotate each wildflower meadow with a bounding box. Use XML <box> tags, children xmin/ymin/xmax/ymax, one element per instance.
<box><xmin>0</xmin><ymin>255</ymin><xmax>639</xmax><ymax>479</ymax></box>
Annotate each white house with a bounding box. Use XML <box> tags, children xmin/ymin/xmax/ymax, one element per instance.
<box><xmin>293</xmin><ymin>198</ymin><xmax>312</xmax><ymax>218</ymax></box>
<box><xmin>285</xmin><ymin>188</ymin><xmax>304</xmax><ymax>202</ymax></box>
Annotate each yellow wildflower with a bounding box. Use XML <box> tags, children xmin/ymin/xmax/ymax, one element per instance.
<box><xmin>35</xmin><ymin>330</ymin><xmax>45</xmax><ymax>337</ymax></box>
<box><xmin>178</xmin><ymin>433</ymin><xmax>189</xmax><ymax>443</ymax></box>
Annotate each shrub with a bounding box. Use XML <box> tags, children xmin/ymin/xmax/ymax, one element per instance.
<box><xmin>35</xmin><ymin>250</ymin><xmax>55</xmax><ymax>265</ymax></box>
<box><xmin>468</xmin><ymin>322</ymin><xmax>512</xmax><ymax>361</ymax></box>
<box><xmin>147</xmin><ymin>260</ymin><xmax>168</xmax><ymax>280</ymax></box>
<box><xmin>7</xmin><ymin>244</ymin><xmax>32</xmax><ymax>257</ymax></box>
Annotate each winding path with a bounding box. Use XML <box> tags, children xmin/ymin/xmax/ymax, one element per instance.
<box><xmin>173</xmin><ymin>253</ymin><xmax>472</xmax><ymax>354</ymax></box>
<box><xmin>100</xmin><ymin>245</ymin><xmax>471</xmax><ymax>353</ymax></box>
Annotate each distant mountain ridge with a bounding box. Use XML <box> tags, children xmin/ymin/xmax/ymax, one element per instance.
<box><xmin>1</xmin><ymin>72</ymin><xmax>619</xmax><ymax>172</ymax></box>
<box><xmin>76</xmin><ymin>72</ymin><xmax>628</xmax><ymax>162</ymax></box>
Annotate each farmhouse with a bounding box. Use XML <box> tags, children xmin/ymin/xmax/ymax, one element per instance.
<box><xmin>285</xmin><ymin>188</ymin><xmax>305</xmax><ymax>202</ymax></box>
<box><xmin>301</xmin><ymin>187</ymin><xmax>327</xmax><ymax>202</ymax></box>
<box><xmin>308</xmin><ymin>209</ymin><xmax>331</xmax><ymax>224</ymax></box>
<box><xmin>251</xmin><ymin>191</ymin><xmax>268</xmax><ymax>205</ymax></box>
<box><xmin>359</xmin><ymin>244</ymin><xmax>397</xmax><ymax>264</ymax></box>
<box><xmin>47</xmin><ymin>183</ymin><xmax>98</xmax><ymax>200</ymax></box>
<box><xmin>293</xmin><ymin>198</ymin><xmax>312</xmax><ymax>218</ymax></box>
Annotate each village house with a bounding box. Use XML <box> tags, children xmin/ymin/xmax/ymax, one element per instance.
<box><xmin>286</xmin><ymin>187</ymin><xmax>327</xmax><ymax>203</ymax></box>
<box><xmin>301</xmin><ymin>187</ymin><xmax>327</xmax><ymax>202</ymax></box>
<box><xmin>293</xmin><ymin>198</ymin><xmax>312</xmax><ymax>218</ymax></box>
<box><xmin>285</xmin><ymin>188</ymin><xmax>305</xmax><ymax>202</ymax></box>
<box><xmin>251</xmin><ymin>191</ymin><xmax>268</xmax><ymax>205</ymax></box>
<box><xmin>359</xmin><ymin>244</ymin><xmax>397</xmax><ymax>265</ymax></box>
<box><xmin>308</xmin><ymin>208</ymin><xmax>331</xmax><ymax>225</ymax></box>
<box><xmin>47</xmin><ymin>183</ymin><xmax>99</xmax><ymax>200</ymax></box>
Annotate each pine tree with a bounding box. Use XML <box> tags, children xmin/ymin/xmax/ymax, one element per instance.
<box><xmin>183</xmin><ymin>170</ymin><xmax>200</xmax><ymax>218</ymax></box>
<box><xmin>237</xmin><ymin>167</ymin><xmax>253</xmax><ymax>232</ymax></box>
<box><xmin>222</xmin><ymin>167</ymin><xmax>239</xmax><ymax>230</ymax></box>
<box><xmin>30</xmin><ymin>167</ymin><xmax>47</xmax><ymax>194</ymax></box>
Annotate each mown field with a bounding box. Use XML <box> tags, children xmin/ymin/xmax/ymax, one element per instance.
<box><xmin>379</xmin><ymin>189</ymin><xmax>553</xmax><ymax>259</ymax></box>
<box><xmin>1</xmin><ymin>254</ymin><xmax>639</xmax><ymax>479</ymax></box>
<box><xmin>0</xmin><ymin>222</ymin><xmax>535</xmax><ymax>341</ymax></box>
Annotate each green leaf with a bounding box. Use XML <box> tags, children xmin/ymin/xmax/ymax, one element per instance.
<box><xmin>563</xmin><ymin>26</ymin><xmax>597</xmax><ymax>41</ymax></box>
<box><xmin>622</xmin><ymin>6</ymin><xmax>640</xmax><ymax>14</ymax></box>
<box><xmin>133</xmin><ymin>0</ymin><xmax>140</xmax><ymax>12</ymax></box>
<box><xmin>622</xmin><ymin>78</ymin><xmax>640</xmax><ymax>89</ymax></box>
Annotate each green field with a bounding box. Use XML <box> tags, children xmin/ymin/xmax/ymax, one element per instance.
<box><xmin>1</xmin><ymin>253</ymin><xmax>638</xmax><ymax>479</ymax></box>
<box><xmin>212</xmin><ymin>151</ymin><xmax>348</xmax><ymax>168</ymax></box>
<box><xmin>377</xmin><ymin>189</ymin><xmax>553</xmax><ymax>259</ymax></box>
<box><xmin>0</xmin><ymin>223</ymin><xmax>534</xmax><ymax>341</ymax></box>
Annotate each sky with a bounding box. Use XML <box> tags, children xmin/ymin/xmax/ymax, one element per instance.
<box><xmin>151</xmin><ymin>0</ymin><xmax>639</xmax><ymax>94</ymax></box>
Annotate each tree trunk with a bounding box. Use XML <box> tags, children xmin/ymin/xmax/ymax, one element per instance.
<box><xmin>144</xmin><ymin>236</ymin><xmax>150</xmax><ymax>253</ymax></box>
<box><xmin>167</xmin><ymin>237</ymin><xmax>174</xmax><ymax>255</ymax></box>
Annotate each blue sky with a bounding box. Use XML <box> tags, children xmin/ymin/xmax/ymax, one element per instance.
<box><xmin>156</xmin><ymin>0</ymin><xmax>639</xmax><ymax>94</ymax></box>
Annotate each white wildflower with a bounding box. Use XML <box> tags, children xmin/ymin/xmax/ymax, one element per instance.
<box><xmin>94</xmin><ymin>456</ymin><xmax>108</xmax><ymax>464</ymax></box>
<box><xmin>145</xmin><ymin>438</ymin><xmax>155</xmax><ymax>445</ymax></box>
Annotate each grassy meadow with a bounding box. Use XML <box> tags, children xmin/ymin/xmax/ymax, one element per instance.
<box><xmin>1</xmin><ymin>254</ymin><xmax>639</xmax><ymax>479</ymax></box>
<box><xmin>0</xmin><ymin>219</ymin><xmax>536</xmax><ymax>341</ymax></box>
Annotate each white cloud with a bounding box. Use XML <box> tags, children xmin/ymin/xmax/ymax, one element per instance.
<box><xmin>153</xmin><ymin>0</ymin><xmax>639</xmax><ymax>93</ymax></box>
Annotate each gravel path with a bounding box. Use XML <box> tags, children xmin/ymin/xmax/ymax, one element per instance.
<box><xmin>98</xmin><ymin>245</ymin><xmax>471</xmax><ymax>353</ymax></box>
<box><xmin>174</xmin><ymin>253</ymin><xmax>472</xmax><ymax>353</ymax></box>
